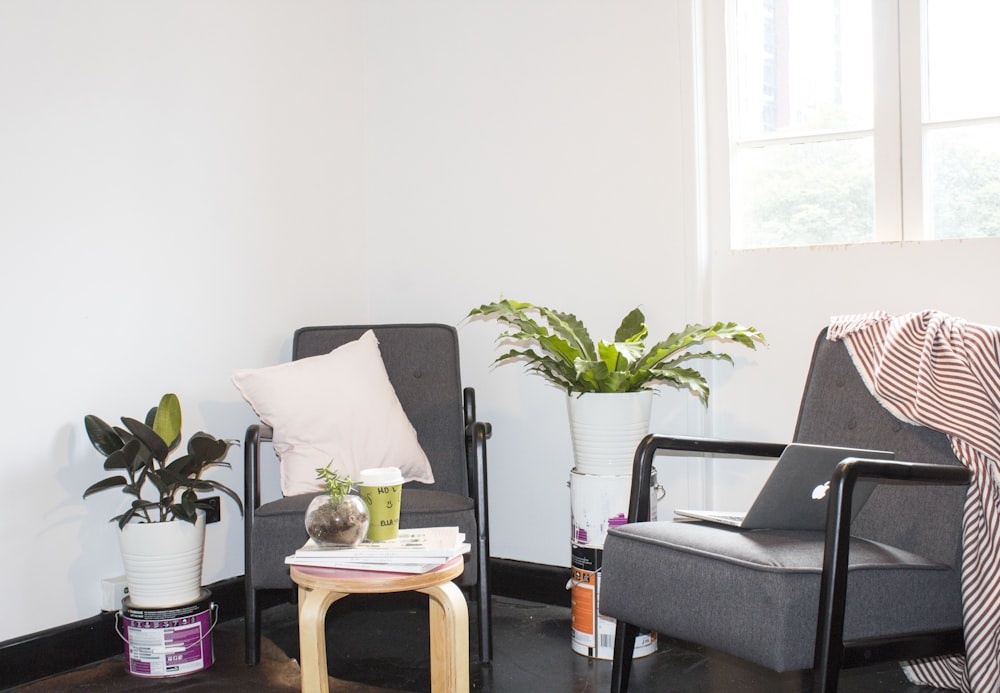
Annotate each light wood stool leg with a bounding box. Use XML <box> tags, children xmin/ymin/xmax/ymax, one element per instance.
<box><xmin>419</xmin><ymin>581</ymin><xmax>469</xmax><ymax>693</ymax></box>
<box><xmin>297</xmin><ymin>585</ymin><xmax>347</xmax><ymax>693</ymax></box>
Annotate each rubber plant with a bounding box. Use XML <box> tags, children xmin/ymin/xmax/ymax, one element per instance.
<box><xmin>83</xmin><ymin>393</ymin><xmax>244</xmax><ymax>527</ymax></box>
<box><xmin>468</xmin><ymin>298</ymin><xmax>766</xmax><ymax>404</ymax></box>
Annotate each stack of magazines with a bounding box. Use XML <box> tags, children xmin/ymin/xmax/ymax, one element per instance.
<box><xmin>285</xmin><ymin>526</ymin><xmax>470</xmax><ymax>574</ymax></box>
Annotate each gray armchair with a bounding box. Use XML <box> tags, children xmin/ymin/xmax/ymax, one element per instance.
<box><xmin>601</xmin><ymin>330</ymin><xmax>971</xmax><ymax>692</ymax></box>
<box><xmin>242</xmin><ymin>324</ymin><xmax>492</xmax><ymax>665</ymax></box>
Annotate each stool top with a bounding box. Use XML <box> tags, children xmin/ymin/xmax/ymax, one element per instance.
<box><xmin>290</xmin><ymin>555</ymin><xmax>464</xmax><ymax>594</ymax></box>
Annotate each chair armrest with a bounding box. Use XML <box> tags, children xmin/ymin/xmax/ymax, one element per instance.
<box><xmin>626</xmin><ymin>434</ymin><xmax>788</xmax><ymax>523</ymax></box>
<box><xmin>463</xmin><ymin>387</ymin><xmax>491</xmax><ymax>528</ymax></box>
<box><xmin>244</xmin><ymin>423</ymin><xmax>274</xmax><ymax>583</ymax></box>
<box><xmin>823</xmin><ymin>458</ymin><xmax>972</xmax><ymax>583</ymax></box>
<box><xmin>815</xmin><ymin>458</ymin><xmax>972</xmax><ymax>677</ymax></box>
<box><xmin>463</xmin><ymin>387</ymin><xmax>492</xmax><ymax>437</ymax></box>
<box><xmin>244</xmin><ymin>423</ymin><xmax>274</xmax><ymax>510</ymax></box>
<box><xmin>822</xmin><ymin>457</ymin><xmax>971</xmax><ymax>577</ymax></box>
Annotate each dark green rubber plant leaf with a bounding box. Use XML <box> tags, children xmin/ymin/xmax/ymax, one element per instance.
<box><xmin>83</xmin><ymin>476</ymin><xmax>128</xmax><ymax>498</ymax></box>
<box><xmin>187</xmin><ymin>434</ymin><xmax>230</xmax><ymax>463</ymax></box>
<box><xmin>84</xmin><ymin>415</ymin><xmax>124</xmax><ymax>457</ymax></box>
<box><xmin>121</xmin><ymin>417</ymin><xmax>169</xmax><ymax>463</ymax></box>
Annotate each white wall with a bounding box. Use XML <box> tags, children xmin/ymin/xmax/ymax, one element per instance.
<box><xmin>0</xmin><ymin>1</ymin><xmax>370</xmax><ymax>642</ymax></box>
<box><xmin>4</xmin><ymin>0</ymin><xmax>998</xmax><ymax>647</ymax></box>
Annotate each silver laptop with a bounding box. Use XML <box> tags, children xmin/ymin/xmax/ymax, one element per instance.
<box><xmin>673</xmin><ymin>443</ymin><xmax>895</xmax><ymax>530</ymax></box>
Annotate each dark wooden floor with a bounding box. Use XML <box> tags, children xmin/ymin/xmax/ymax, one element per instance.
<box><xmin>8</xmin><ymin>594</ymin><xmax>948</xmax><ymax>692</ymax></box>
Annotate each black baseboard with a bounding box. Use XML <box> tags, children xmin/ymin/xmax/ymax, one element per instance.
<box><xmin>0</xmin><ymin>558</ymin><xmax>566</xmax><ymax>690</ymax></box>
<box><xmin>0</xmin><ymin>611</ymin><xmax>119</xmax><ymax>691</ymax></box>
<box><xmin>490</xmin><ymin>557</ymin><xmax>571</xmax><ymax>608</ymax></box>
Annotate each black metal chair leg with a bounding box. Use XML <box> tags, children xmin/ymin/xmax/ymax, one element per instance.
<box><xmin>476</xmin><ymin>547</ymin><xmax>493</xmax><ymax>663</ymax></box>
<box><xmin>477</xmin><ymin>585</ymin><xmax>493</xmax><ymax>663</ymax></box>
<box><xmin>244</xmin><ymin>584</ymin><xmax>261</xmax><ymax>665</ymax></box>
<box><xmin>813</xmin><ymin>665</ymin><xmax>839</xmax><ymax>693</ymax></box>
<box><xmin>610</xmin><ymin>621</ymin><xmax>639</xmax><ymax>693</ymax></box>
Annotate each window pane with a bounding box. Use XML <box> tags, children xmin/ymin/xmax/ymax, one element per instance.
<box><xmin>735</xmin><ymin>0</ymin><xmax>873</xmax><ymax>139</ymax></box>
<box><xmin>926</xmin><ymin>0</ymin><xmax>1000</xmax><ymax>122</ymax></box>
<box><xmin>734</xmin><ymin>138</ymin><xmax>875</xmax><ymax>249</ymax></box>
<box><xmin>925</xmin><ymin>124</ymin><xmax>1000</xmax><ymax>239</ymax></box>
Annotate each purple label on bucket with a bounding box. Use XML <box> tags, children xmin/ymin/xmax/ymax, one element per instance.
<box><xmin>575</xmin><ymin>528</ymin><xmax>589</xmax><ymax>544</ymax></box>
<box><xmin>607</xmin><ymin>513</ymin><xmax>627</xmax><ymax>528</ymax></box>
<box><xmin>167</xmin><ymin>623</ymin><xmax>203</xmax><ymax>664</ymax></box>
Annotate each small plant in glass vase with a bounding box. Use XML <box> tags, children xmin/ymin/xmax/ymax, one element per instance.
<box><xmin>305</xmin><ymin>464</ymin><xmax>370</xmax><ymax>546</ymax></box>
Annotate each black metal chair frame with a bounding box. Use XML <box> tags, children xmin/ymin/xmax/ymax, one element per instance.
<box><xmin>610</xmin><ymin>434</ymin><xmax>970</xmax><ymax>693</ymax></box>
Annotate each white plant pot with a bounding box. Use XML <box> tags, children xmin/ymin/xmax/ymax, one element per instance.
<box><xmin>566</xmin><ymin>391</ymin><xmax>654</xmax><ymax>475</ymax></box>
<box><xmin>118</xmin><ymin>512</ymin><xmax>206</xmax><ymax>608</ymax></box>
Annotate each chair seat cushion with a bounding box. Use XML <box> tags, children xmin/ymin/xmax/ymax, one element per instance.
<box><xmin>601</xmin><ymin>520</ymin><xmax>962</xmax><ymax>672</ymax></box>
<box><xmin>251</xmin><ymin>488</ymin><xmax>477</xmax><ymax>590</ymax></box>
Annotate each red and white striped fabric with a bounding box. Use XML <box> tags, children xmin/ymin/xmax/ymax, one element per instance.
<box><xmin>828</xmin><ymin>310</ymin><xmax>1000</xmax><ymax>693</ymax></box>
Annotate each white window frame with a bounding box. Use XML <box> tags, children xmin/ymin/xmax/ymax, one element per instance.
<box><xmin>897</xmin><ymin>0</ymin><xmax>922</xmax><ymax>241</ymax></box>
<box><xmin>705</xmin><ymin>0</ymin><xmax>994</xmax><ymax>248</ymax></box>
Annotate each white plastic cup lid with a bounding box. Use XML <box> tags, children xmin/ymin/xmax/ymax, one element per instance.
<box><xmin>359</xmin><ymin>466</ymin><xmax>404</xmax><ymax>486</ymax></box>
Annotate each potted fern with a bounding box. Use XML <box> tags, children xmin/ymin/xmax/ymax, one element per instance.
<box><xmin>468</xmin><ymin>298</ymin><xmax>765</xmax><ymax>473</ymax></box>
<box><xmin>83</xmin><ymin>393</ymin><xmax>243</xmax><ymax>607</ymax></box>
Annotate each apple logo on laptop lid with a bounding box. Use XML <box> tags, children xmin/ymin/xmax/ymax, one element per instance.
<box><xmin>812</xmin><ymin>481</ymin><xmax>830</xmax><ymax>501</ymax></box>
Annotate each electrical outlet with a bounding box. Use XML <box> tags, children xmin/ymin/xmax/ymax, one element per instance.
<box><xmin>101</xmin><ymin>575</ymin><xmax>129</xmax><ymax>611</ymax></box>
<box><xmin>204</xmin><ymin>496</ymin><xmax>221</xmax><ymax>524</ymax></box>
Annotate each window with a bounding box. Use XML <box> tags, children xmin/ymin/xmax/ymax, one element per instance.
<box><xmin>920</xmin><ymin>0</ymin><xmax>1000</xmax><ymax>240</ymax></box>
<box><xmin>719</xmin><ymin>0</ymin><xmax>1000</xmax><ymax>249</ymax></box>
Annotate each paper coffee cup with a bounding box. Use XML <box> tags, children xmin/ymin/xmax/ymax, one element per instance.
<box><xmin>358</xmin><ymin>467</ymin><xmax>404</xmax><ymax>541</ymax></box>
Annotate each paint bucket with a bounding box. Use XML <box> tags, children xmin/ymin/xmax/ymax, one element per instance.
<box><xmin>569</xmin><ymin>467</ymin><xmax>661</xmax><ymax>547</ymax></box>
<box><xmin>116</xmin><ymin>589</ymin><xmax>217</xmax><ymax>678</ymax></box>
<box><xmin>568</xmin><ymin>467</ymin><xmax>662</xmax><ymax>659</ymax></box>
<box><xmin>570</xmin><ymin>544</ymin><xmax>657</xmax><ymax>659</ymax></box>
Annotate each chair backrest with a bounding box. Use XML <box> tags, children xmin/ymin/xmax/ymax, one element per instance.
<box><xmin>793</xmin><ymin>329</ymin><xmax>966</xmax><ymax>569</ymax></box>
<box><xmin>293</xmin><ymin>324</ymin><xmax>469</xmax><ymax>498</ymax></box>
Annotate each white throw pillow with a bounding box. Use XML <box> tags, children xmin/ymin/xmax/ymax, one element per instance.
<box><xmin>232</xmin><ymin>330</ymin><xmax>434</xmax><ymax>496</ymax></box>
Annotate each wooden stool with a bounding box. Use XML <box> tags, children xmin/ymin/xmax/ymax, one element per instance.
<box><xmin>290</xmin><ymin>557</ymin><xmax>469</xmax><ymax>693</ymax></box>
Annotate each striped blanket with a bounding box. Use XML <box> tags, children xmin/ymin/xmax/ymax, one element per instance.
<box><xmin>828</xmin><ymin>310</ymin><xmax>1000</xmax><ymax>693</ymax></box>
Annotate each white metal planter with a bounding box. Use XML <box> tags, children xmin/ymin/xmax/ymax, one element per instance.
<box><xmin>566</xmin><ymin>391</ymin><xmax>654</xmax><ymax>476</ymax></box>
